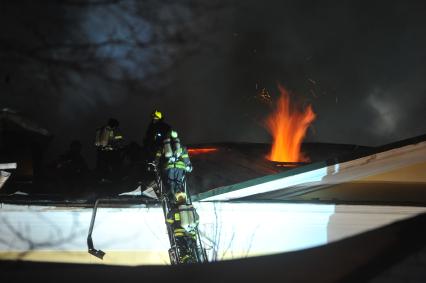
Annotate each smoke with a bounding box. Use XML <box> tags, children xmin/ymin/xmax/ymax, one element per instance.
<box><xmin>0</xmin><ymin>0</ymin><xmax>231</xmax><ymax>162</ymax></box>
<box><xmin>366</xmin><ymin>89</ymin><xmax>400</xmax><ymax>137</ymax></box>
<box><xmin>1</xmin><ymin>0</ymin><xmax>426</xmax><ymax>165</ymax></box>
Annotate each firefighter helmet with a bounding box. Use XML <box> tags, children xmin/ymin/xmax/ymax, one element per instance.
<box><xmin>175</xmin><ymin>191</ymin><xmax>187</xmax><ymax>204</ymax></box>
<box><xmin>152</xmin><ymin>110</ymin><xmax>163</xmax><ymax>120</ymax></box>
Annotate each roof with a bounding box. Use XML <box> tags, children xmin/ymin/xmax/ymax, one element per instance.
<box><xmin>0</xmin><ymin>108</ymin><xmax>51</xmax><ymax>137</ymax></box>
<box><xmin>194</xmin><ymin>134</ymin><xmax>426</xmax><ymax>205</ymax></box>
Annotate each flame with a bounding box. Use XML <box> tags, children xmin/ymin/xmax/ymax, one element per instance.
<box><xmin>188</xmin><ymin>147</ymin><xmax>218</xmax><ymax>155</ymax></box>
<box><xmin>265</xmin><ymin>84</ymin><xmax>316</xmax><ymax>162</ymax></box>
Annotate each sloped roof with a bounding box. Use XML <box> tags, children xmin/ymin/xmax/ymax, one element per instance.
<box><xmin>194</xmin><ymin>134</ymin><xmax>426</xmax><ymax>204</ymax></box>
<box><xmin>0</xmin><ymin>108</ymin><xmax>51</xmax><ymax>137</ymax></box>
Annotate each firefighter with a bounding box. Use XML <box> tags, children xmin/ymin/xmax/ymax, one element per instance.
<box><xmin>53</xmin><ymin>140</ymin><xmax>89</xmax><ymax>194</ymax></box>
<box><xmin>143</xmin><ymin>110</ymin><xmax>171</xmax><ymax>162</ymax></box>
<box><xmin>94</xmin><ymin>118</ymin><xmax>124</xmax><ymax>182</ymax></box>
<box><xmin>155</xmin><ymin>130</ymin><xmax>192</xmax><ymax>203</ymax></box>
<box><xmin>166</xmin><ymin>192</ymin><xmax>199</xmax><ymax>263</ymax></box>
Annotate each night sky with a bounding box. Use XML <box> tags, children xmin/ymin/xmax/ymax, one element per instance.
<box><xmin>1</xmin><ymin>0</ymin><xmax>426</xmax><ymax>166</ymax></box>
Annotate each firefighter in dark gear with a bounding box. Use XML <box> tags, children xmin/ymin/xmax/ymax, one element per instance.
<box><xmin>143</xmin><ymin>110</ymin><xmax>171</xmax><ymax>162</ymax></box>
<box><xmin>95</xmin><ymin>118</ymin><xmax>124</xmax><ymax>182</ymax></box>
<box><xmin>52</xmin><ymin>140</ymin><xmax>89</xmax><ymax>194</ymax></box>
<box><xmin>155</xmin><ymin>130</ymin><xmax>192</xmax><ymax>203</ymax></box>
<box><xmin>166</xmin><ymin>192</ymin><xmax>200</xmax><ymax>263</ymax></box>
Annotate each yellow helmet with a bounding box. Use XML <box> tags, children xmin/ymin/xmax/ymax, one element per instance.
<box><xmin>175</xmin><ymin>192</ymin><xmax>187</xmax><ymax>204</ymax></box>
<box><xmin>152</xmin><ymin>110</ymin><xmax>163</xmax><ymax>120</ymax></box>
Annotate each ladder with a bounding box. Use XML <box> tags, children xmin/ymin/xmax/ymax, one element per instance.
<box><xmin>152</xmin><ymin>163</ymin><xmax>208</xmax><ymax>264</ymax></box>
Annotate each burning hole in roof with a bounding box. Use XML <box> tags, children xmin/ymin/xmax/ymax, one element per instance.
<box><xmin>187</xmin><ymin>147</ymin><xmax>219</xmax><ymax>155</ymax></box>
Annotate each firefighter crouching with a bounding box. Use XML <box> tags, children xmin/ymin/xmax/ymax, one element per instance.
<box><xmin>155</xmin><ymin>130</ymin><xmax>192</xmax><ymax>203</ymax></box>
<box><xmin>94</xmin><ymin>118</ymin><xmax>124</xmax><ymax>182</ymax></box>
<box><xmin>166</xmin><ymin>192</ymin><xmax>200</xmax><ymax>263</ymax></box>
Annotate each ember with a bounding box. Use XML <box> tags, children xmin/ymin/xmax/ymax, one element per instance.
<box><xmin>265</xmin><ymin>84</ymin><xmax>316</xmax><ymax>162</ymax></box>
<box><xmin>273</xmin><ymin>161</ymin><xmax>310</xmax><ymax>168</ymax></box>
<box><xmin>188</xmin><ymin>147</ymin><xmax>218</xmax><ymax>155</ymax></box>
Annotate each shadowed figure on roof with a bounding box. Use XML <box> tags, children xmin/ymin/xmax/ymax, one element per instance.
<box><xmin>143</xmin><ymin>110</ymin><xmax>172</xmax><ymax>164</ymax></box>
<box><xmin>51</xmin><ymin>140</ymin><xmax>89</xmax><ymax>195</ymax></box>
<box><xmin>94</xmin><ymin>118</ymin><xmax>125</xmax><ymax>183</ymax></box>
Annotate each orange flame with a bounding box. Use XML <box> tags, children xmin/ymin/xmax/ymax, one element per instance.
<box><xmin>188</xmin><ymin>148</ymin><xmax>218</xmax><ymax>155</ymax></box>
<box><xmin>265</xmin><ymin>84</ymin><xmax>316</xmax><ymax>162</ymax></box>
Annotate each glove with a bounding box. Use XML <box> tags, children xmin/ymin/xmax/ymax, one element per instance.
<box><xmin>186</xmin><ymin>165</ymin><xmax>193</xmax><ymax>173</ymax></box>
